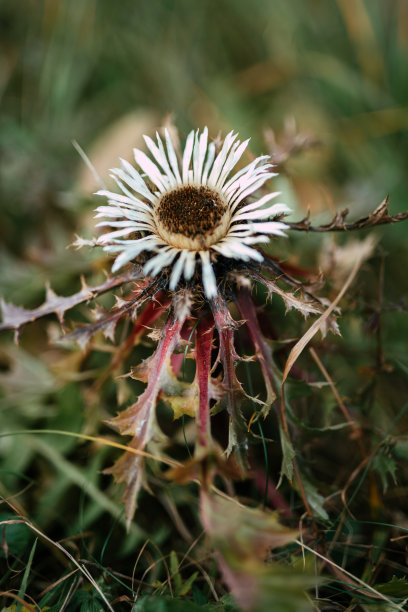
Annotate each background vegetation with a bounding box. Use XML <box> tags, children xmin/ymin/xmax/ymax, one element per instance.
<box><xmin>1</xmin><ymin>1</ymin><xmax>408</xmax><ymax>610</ymax></box>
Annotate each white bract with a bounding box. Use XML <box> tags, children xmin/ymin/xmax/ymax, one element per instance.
<box><xmin>95</xmin><ymin>127</ymin><xmax>291</xmax><ymax>298</ymax></box>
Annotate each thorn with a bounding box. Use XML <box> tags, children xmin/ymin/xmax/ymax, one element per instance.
<box><xmin>45</xmin><ymin>282</ymin><xmax>57</xmax><ymax>302</ymax></box>
<box><xmin>80</xmin><ymin>274</ymin><xmax>89</xmax><ymax>292</ymax></box>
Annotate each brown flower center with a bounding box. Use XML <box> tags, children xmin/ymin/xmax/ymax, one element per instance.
<box><xmin>155</xmin><ymin>185</ymin><xmax>229</xmax><ymax>250</ymax></box>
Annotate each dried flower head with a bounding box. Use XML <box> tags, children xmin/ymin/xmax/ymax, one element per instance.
<box><xmin>95</xmin><ymin>128</ymin><xmax>290</xmax><ymax>298</ymax></box>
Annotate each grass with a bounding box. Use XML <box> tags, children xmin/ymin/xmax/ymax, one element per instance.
<box><xmin>1</xmin><ymin>0</ymin><xmax>408</xmax><ymax>610</ymax></box>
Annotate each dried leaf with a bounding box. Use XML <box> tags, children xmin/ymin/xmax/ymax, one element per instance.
<box><xmin>166</xmin><ymin>445</ymin><xmax>242</xmax><ymax>485</ymax></box>
<box><xmin>319</xmin><ymin>235</ymin><xmax>378</xmax><ymax>288</ymax></box>
<box><xmin>248</xmin><ymin>269</ymin><xmax>333</xmax><ymax>324</ymax></box>
<box><xmin>265</xmin><ymin>119</ymin><xmax>321</xmax><ymax>168</ymax></box>
<box><xmin>0</xmin><ymin>268</ymin><xmax>143</xmax><ymax>340</ymax></box>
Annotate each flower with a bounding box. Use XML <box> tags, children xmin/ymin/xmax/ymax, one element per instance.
<box><xmin>95</xmin><ymin>127</ymin><xmax>291</xmax><ymax>298</ymax></box>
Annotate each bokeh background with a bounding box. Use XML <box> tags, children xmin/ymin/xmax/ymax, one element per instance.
<box><xmin>1</xmin><ymin>0</ymin><xmax>408</xmax><ymax>609</ymax></box>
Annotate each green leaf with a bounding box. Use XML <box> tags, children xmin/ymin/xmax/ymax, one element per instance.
<box><xmin>170</xmin><ymin>550</ymin><xmax>182</xmax><ymax>594</ymax></box>
<box><xmin>0</xmin><ymin>513</ymin><xmax>34</xmax><ymax>559</ymax></box>
<box><xmin>69</xmin><ymin>589</ymin><xmax>106</xmax><ymax>612</ymax></box>
<box><xmin>300</xmin><ymin>476</ymin><xmax>329</xmax><ymax>521</ymax></box>
<box><xmin>278</xmin><ymin>424</ymin><xmax>296</xmax><ymax>486</ymax></box>
<box><xmin>372</xmin><ymin>452</ymin><xmax>398</xmax><ymax>492</ymax></box>
<box><xmin>17</xmin><ymin>538</ymin><xmax>37</xmax><ymax>612</ymax></box>
<box><xmin>132</xmin><ymin>595</ymin><xmax>218</xmax><ymax>611</ymax></box>
<box><xmin>375</xmin><ymin>575</ymin><xmax>408</xmax><ymax>597</ymax></box>
<box><xmin>192</xmin><ymin>585</ymin><xmax>208</xmax><ymax>606</ymax></box>
<box><xmin>178</xmin><ymin>572</ymin><xmax>199</xmax><ymax>598</ymax></box>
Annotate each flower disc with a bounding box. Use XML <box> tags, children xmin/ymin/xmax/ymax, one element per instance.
<box><xmin>155</xmin><ymin>185</ymin><xmax>229</xmax><ymax>250</ymax></box>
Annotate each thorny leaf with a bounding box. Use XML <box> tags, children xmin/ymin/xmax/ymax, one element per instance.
<box><xmin>0</xmin><ymin>346</ymin><xmax>58</xmax><ymax>413</ymax></box>
<box><xmin>0</xmin><ymin>268</ymin><xmax>143</xmax><ymax>341</ymax></box>
<box><xmin>163</xmin><ymin>375</ymin><xmax>224</xmax><ymax>421</ymax></box>
<box><xmin>169</xmin><ymin>550</ymin><xmax>199</xmax><ymax>597</ymax></box>
<box><xmin>200</xmin><ymin>492</ymin><xmax>298</xmax><ymax>559</ymax></box>
<box><xmin>64</xmin><ymin>276</ymin><xmax>167</xmax><ymax>349</ymax></box>
<box><xmin>132</xmin><ymin>351</ymin><xmax>221</xmax><ymax>421</ymax></box>
<box><xmin>372</xmin><ymin>452</ymin><xmax>398</xmax><ymax>493</ymax></box>
<box><xmin>104</xmin><ymin>302</ymin><xmax>188</xmax><ymax>527</ymax></box>
<box><xmin>287</xmin><ymin>196</ymin><xmax>408</xmax><ymax>233</ymax></box>
<box><xmin>248</xmin><ymin>268</ymin><xmax>339</xmax><ymax>337</ymax></box>
<box><xmin>166</xmin><ymin>445</ymin><xmax>242</xmax><ymax>485</ymax></box>
<box><xmin>375</xmin><ymin>576</ymin><xmax>408</xmax><ymax>598</ymax></box>
<box><xmin>319</xmin><ymin>235</ymin><xmax>378</xmax><ymax>291</ymax></box>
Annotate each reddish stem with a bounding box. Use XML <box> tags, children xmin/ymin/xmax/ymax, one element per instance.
<box><xmin>210</xmin><ymin>294</ymin><xmax>247</xmax><ymax>465</ymax></box>
<box><xmin>236</xmin><ymin>288</ymin><xmax>278</xmax><ymax>408</ymax></box>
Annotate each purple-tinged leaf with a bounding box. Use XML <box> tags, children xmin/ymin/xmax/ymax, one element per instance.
<box><xmin>104</xmin><ymin>294</ymin><xmax>189</xmax><ymax>527</ymax></box>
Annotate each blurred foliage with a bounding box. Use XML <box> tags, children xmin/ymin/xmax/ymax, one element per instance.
<box><xmin>1</xmin><ymin>0</ymin><xmax>408</xmax><ymax>610</ymax></box>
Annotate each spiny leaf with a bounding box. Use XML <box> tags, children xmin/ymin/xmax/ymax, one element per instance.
<box><xmin>64</xmin><ymin>276</ymin><xmax>163</xmax><ymax>349</ymax></box>
<box><xmin>200</xmin><ymin>491</ymin><xmax>313</xmax><ymax>612</ymax></box>
<box><xmin>0</xmin><ymin>268</ymin><xmax>143</xmax><ymax>340</ymax></box>
<box><xmin>248</xmin><ymin>269</ymin><xmax>340</xmax><ymax>337</ymax></box>
<box><xmin>105</xmin><ymin>297</ymin><xmax>188</xmax><ymax>527</ymax></box>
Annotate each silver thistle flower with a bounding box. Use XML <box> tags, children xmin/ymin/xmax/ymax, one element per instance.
<box><xmin>95</xmin><ymin>127</ymin><xmax>290</xmax><ymax>298</ymax></box>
